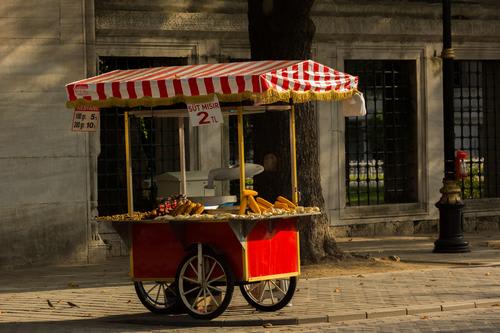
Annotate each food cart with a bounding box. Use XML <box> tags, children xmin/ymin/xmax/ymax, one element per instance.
<box><xmin>65</xmin><ymin>60</ymin><xmax>360</xmax><ymax>320</ymax></box>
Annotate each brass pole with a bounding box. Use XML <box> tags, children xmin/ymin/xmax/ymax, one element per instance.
<box><xmin>289</xmin><ymin>104</ymin><xmax>299</xmax><ymax>205</ymax></box>
<box><xmin>237</xmin><ymin>106</ymin><xmax>246</xmax><ymax>199</ymax></box>
<box><xmin>124</xmin><ymin>111</ymin><xmax>134</xmax><ymax>216</ymax></box>
<box><xmin>178</xmin><ymin>118</ymin><xmax>187</xmax><ymax>195</ymax></box>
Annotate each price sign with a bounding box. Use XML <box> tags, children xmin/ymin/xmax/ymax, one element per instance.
<box><xmin>187</xmin><ymin>95</ymin><xmax>224</xmax><ymax>127</ymax></box>
<box><xmin>72</xmin><ymin>106</ymin><xmax>99</xmax><ymax>132</ymax></box>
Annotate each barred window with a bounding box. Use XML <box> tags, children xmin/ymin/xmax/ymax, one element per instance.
<box><xmin>97</xmin><ymin>56</ymin><xmax>188</xmax><ymax>215</ymax></box>
<box><xmin>454</xmin><ymin>60</ymin><xmax>500</xmax><ymax>199</ymax></box>
<box><xmin>344</xmin><ymin>60</ymin><xmax>418</xmax><ymax>206</ymax></box>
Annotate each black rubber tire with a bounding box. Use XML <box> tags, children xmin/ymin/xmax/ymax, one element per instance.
<box><xmin>239</xmin><ymin>276</ymin><xmax>297</xmax><ymax>312</ymax></box>
<box><xmin>134</xmin><ymin>281</ymin><xmax>181</xmax><ymax>314</ymax></box>
<box><xmin>176</xmin><ymin>249</ymin><xmax>234</xmax><ymax>320</ymax></box>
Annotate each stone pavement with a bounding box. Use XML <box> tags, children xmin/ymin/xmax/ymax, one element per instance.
<box><xmin>337</xmin><ymin>233</ymin><xmax>500</xmax><ymax>266</ymax></box>
<box><xmin>0</xmin><ymin>233</ymin><xmax>499</xmax><ymax>332</ymax></box>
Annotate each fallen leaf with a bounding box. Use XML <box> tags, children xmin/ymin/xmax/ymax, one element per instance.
<box><xmin>47</xmin><ymin>300</ymin><xmax>54</xmax><ymax>308</ymax></box>
<box><xmin>67</xmin><ymin>301</ymin><xmax>79</xmax><ymax>308</ymax></box>
<box><xmin>485</xmin><ymin>272</ymin><xmax>491</xmax><ymax>276</ymax></box>
<box><xmin>420</xmin><ymin>315</ymin><xmax>429</xmax><ymax>320</ymax></box>
<box><xmin>334</xmin><ymin>288</ymin><xmax>341</xmax><ymax>293</ymax></box>
<box><xmin>357</xmin><ymin>274</ymin><xmax>365</xmax><ymax>278</ymax></box>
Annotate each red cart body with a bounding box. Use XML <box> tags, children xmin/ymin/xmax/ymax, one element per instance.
<box><xmin>130</xmin><ymin>218</ymin><xmax>299</xmax><ymax>283</ymax></box>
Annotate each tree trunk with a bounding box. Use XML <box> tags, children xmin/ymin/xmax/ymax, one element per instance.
<box><xmin>248</xmin><ymin>0</ymin><xmax>341</xmax><ymax>264</ymax></box>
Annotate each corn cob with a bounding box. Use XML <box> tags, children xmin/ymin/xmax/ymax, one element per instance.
<box><xmin>257</xmin><ymin>203</ymin><xmax>269</xmax><ymax>212</ymax></box>
<box><xmin>176</xmin><ymin>201</ymin><xmax>192</xmax><ymax>216</ymax></box>
<box><xmin>248</xmin><ymin>195</ymin><xmax>261</xmax><ymax>214</ymax></box>
<box><xmin>184</xmin><ymin>202</ymin><xmax>198</xmax><ymax>215</ymax></box>
<box><xmin>277</xmin><ymin>196</ymin><xmax>296</xmax><ymax>209</ymax></box>
<box><xmin>194</xmin><ymin>204</ymin><xmax>205</xmax><ymax>215</ymax></box>
<box><xmin>243</xmin><ymin>189</ymin><xmax>258</xmax><ymax>197</ymax></box>
<box><xmin>256</xmin><ymin>197</ymin><xmax>273</xmax><ymax>209</ymax></box>
<box><xmin>172</xmin><ymin>201</ymin><xmax>187</xmax><ymax>216</ymax></box>
<box><xmin>274</xmin><ymin>201</ymin><xmax>289</xmax><ymax>210</ymax></box>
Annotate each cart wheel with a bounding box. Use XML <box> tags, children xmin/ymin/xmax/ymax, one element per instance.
<box><xmin>176</xmin><ymin>250</ymin><xmax>234</xmax><ymax>320</ymax></box>
<box><xmin>240</xmin><ymin>276</ymin><xmax>297</xmax><ymax>312</ymax></box>
<box><xmin>134</xmin><ymin>281</ymin><xmax>181</xmax><ymax>314</ymax></box>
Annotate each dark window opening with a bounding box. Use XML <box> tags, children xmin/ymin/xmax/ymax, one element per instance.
<box><xmin>344</xmin><ymin>60</ymin><xmax>418</xmax><ymax>206</ymax></box>
<box><xmin>454</xmin><ymin>60</ymin><xmax>500</xmax><ymax>199</ymax></box>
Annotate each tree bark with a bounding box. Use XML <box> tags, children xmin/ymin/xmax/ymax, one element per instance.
<box><xmin>248</xmin><ymin>0</ymin><xmax>341</xmax><ymax>264</ymax></box>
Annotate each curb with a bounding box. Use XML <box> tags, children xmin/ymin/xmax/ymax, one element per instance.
<box><xmin>109</xmin><ymin>298</ymin><xmax>500</xmax><ymax>327</ymax></box>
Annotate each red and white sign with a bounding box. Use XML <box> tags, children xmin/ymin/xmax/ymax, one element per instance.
<box><xmin>72</xmin><ymin>106</ymin><xmax>99</xmax><ymax>132</ymax></box>
<box><xmin>187</xmin><ymin>96</ymin><xmax>224</xmax><ymax>127</ymax></box>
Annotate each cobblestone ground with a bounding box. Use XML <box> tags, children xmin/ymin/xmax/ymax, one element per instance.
<box><xmin>1</xmin><ymin>305</ymin><xmax>499</xmax><ymax>332</ymax></box>
<box><xmin>0</xmin><ymin>265</ymin><xmax>498</xmax><ymax>332</ymax></box>
<box><xmin>306</xmin><ymin>308</ymin><xmax>500</xmax><ymax>333</ymax></box>
<box><xmin>167</xmin><ymin>308</ymin><xmax>500</xmax><ymax>332</ymax></box>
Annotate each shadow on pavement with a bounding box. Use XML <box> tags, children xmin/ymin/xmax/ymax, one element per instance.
<box><xmin>0</xmin><ymin>257</ymin><xmax>131</xmax><ymax>294</ymax></box>
<box><xmin>0</xmin><ymin>308</ymin><xmax>272</xmax><ymax>333</ymax></box>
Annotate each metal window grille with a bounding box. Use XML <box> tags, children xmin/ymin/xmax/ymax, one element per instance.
<box><xmin>345</xmin><ymin>60</ymin><xmax>418</xmax><ymax>206</ymax></box>
<box><xmin>454</xmin><ymin>60</ymin><xmax>500</xmax><ymax>199</ymax></box>
<box><xmin>97</xmin><ymin>56</ymin><xmax>188</xmax><ymax>215</ymax></box>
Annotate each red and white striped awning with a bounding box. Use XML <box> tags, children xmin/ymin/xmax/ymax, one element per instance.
<box><xmin>65</xmin><ymin>59</ymin><xmax>358</xmax><ymax>109</ymax></box>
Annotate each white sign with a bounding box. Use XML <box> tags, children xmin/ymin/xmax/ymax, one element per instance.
<box><xmin>187</xmin><ymin>95</ymin><xmax>224</xmax><ymax>127</ymax></box>
<box><xmin>72</xmin><ymin>106</ymin><xmax>99</xmax><ymax>132</ymax></box>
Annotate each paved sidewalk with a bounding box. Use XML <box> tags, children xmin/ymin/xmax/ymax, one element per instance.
<box><xmin>337</xmin><ymin>233</ymin><xmax>500</xmax><ymax>266</ymax></box>
<box><xmin>0</xmin><ymin>233</ymin><xmax>499</xmax><ymax>331</ymax></box>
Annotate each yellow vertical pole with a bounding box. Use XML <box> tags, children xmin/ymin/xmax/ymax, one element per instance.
<box><xmin>178</xmin><ymin>118</ymin><xmax>187</xmax><ymax>195</ymax></box>
<box><xmin>124</xmin><ymin>111</ymin><xmax>134</xmax><ymax>216</ymax></box>
<box><xmin>289</xmin><ymin>104</ymin><xmax>299</xmax><ymax>205</ymax></box>
<box><xmin>237</xmin><ymin>107</ymin><xmax>246</xmax><ymax>200</ymax></box>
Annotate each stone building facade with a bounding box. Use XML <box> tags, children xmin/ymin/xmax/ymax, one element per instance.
<box><xmin>1</xmin><ymin>0</ymin><xmax>499</xmax><ymax>268</ymax></box>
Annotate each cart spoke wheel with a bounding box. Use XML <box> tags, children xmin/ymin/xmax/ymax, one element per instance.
<box><xmin>240</xmin><ymin>276</ymin><xmax>297</xmax><ymax>312</ymax></box>
<box><xmin>177</xmin><ymin>250</ymin><xmax>234</xmax><ymax>320</ymax></box>
<box><xmin>134</xmin><ymin>281</ymin><xmax>181</xmax><ymax>314</ymax></box>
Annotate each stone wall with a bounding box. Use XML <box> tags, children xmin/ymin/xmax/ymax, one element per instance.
<box><xmin>92</xmin><ymin>0</ymin><xmax>500</xmax><ymax>242</ymax></box>
<box><xmin>94</xmin><ymin>0</ymin><xmax>500</xmax><ymax>43</ymax></box>
<box><xmin>3</xmin><ymin>1</ymin><xmax>499</xmax><ymax>268</ymax></box>
<box><xmin>0</xmin><ymin>0</ymin><xmax>92</xmax><ymax>268</ymax></box>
